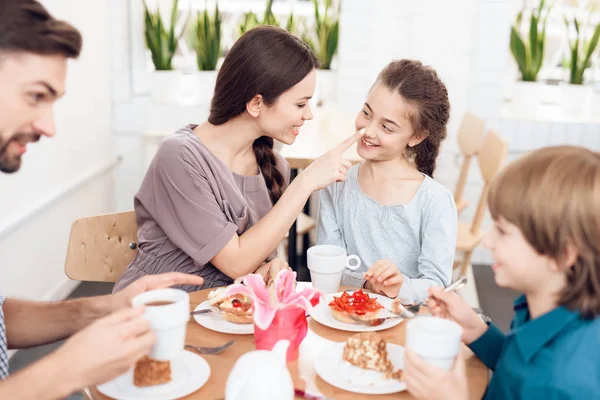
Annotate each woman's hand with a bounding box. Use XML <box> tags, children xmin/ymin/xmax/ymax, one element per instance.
<box><xmin>254</xmin><ymin>258</ymin><xmax>291</xmax><ymax>286</ymax></box>
<box><xmin>427</xmin><ymin>286</ymin><xmax>488</xmax><ymax>344</ymax></box>
<box><xmin>404</xmin><ymin>349</ymin><xmax>468</xmax><ymax>400</ymax></box>
<box><xmin>364</xmin><ymin>260</ymin><xmax>403</xmax><ymax>298</ymax></box>
<box><xmin>299</xmin><ymin>129</ymin><xmax>365</xmax><ymax>192</ymax></box>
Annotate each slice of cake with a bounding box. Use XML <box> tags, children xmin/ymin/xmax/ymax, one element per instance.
<box><xmin>343</xmin><ymin>332</ymin><xmax>402</xmax><ymax>380</ymax></box>
<box><xmin>133</xmin><ymin>356</ymin><xmax>172</xmax><ymax>387</ymax></box>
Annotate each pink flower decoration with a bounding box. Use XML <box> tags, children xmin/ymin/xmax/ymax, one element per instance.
<box><xmin>219</xmin><ymin>269</ymin><xmax>321</xmax><ymax>330</ymax></box>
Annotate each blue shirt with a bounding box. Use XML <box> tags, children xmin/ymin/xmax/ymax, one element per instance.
<box><xmin>469</xmin><ymin>295</ymin><xmax>600</xmax><ymax>399</ymax></box>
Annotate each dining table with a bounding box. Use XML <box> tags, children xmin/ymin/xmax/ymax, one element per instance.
<box><xmin>91</xmin><ymin>285</ymin><xmax>490</xmax><ymax>400</ymax></box>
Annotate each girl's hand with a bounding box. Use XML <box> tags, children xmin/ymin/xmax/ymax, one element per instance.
<box><xmin>404</xmin><ymin>348</ymin><xmax>468</xmax><ymax>400</ymax></box>
<box><xmin>427</xmin><ymin>286</ymin><xmax>488</xmax><ymax>344</ymax></box>
<box><xmin>364</xmin><ymin>260</ymin><xmax>403</xmax><ymax>298</ymax></box>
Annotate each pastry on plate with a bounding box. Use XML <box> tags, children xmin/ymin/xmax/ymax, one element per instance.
<box><xmin>328</xmin><ymin>290</ymin><xmax>384</xmax><ymax>324</ymax></box>
<box><xmin>208</xmin><ymin>289</ymin><xmax>253</xmax><ymax>324</ymax></box>
<box><xmin>133</xmin><ymin>356</ymin><xmax>172</xmax><ymax>387</ymax></box>
<box><xmin>343</xmin><ymin>332</ymin><xmax>403</xmax><ymax>380</ymax></box>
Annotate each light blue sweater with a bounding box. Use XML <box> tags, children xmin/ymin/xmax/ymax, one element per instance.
<box><xmin>316</xmin><ymin>165</ymin><xmax>457</xmax><ymax>304</ymax></box>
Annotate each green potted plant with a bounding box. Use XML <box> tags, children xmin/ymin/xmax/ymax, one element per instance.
<box><xmin>508</xmin><ymin>0</ymin><xmax>551</xmax><ymax>114</ymax></box>
<box><xmin>190</xmin><ymin>3</ymin><xmax>221</xmax><ymax>103</ymax></box>
<box><xmin>561</xmin><ymin>15</ymin><xmax>600</xmax><ymax>115</ymax></box>
<box><xmin>304</xmin><ymin>0</ymin><xmax>340</xmax><ymax>105</ymax></box>
<box><xmin>192</xmin><ymin>4</ymin><xmax>221</xmax><ymax>71</ymax></box>
<box><xmin>238</xmin><ymin>0</ymin><xmax>279</xmax><ymax>36</ymax></box>
<box><xmin>143</xmin><ymin>0</ymin><xmax>188</xmax><ymax>102</ymax></box>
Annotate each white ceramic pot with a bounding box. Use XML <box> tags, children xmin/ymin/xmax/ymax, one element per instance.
<box><xmin>180</xmin><ymin>70</ymin><xmax>218</xmax><ymax>105</ymax></box>
<box><xmin>315</xmin><ymin>69</ymin><xmax>338</xmax><ymax>107</ymax></box>
<box><xmin>151</xmin><ymin>70</ymin><xmax>182</xmax><ymax>103</ymax></box>
<box><xmin>560</xmin><ymin>83</ymin><xmax>592</xmax><ymax>117</ymax></box>
<box><xmin>511</xmin><ymin>80</ymin><xmax>543</xmax><ymax>116</ymax></box>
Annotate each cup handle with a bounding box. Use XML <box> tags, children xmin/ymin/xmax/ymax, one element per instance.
<box><xmin>345</xmin><ymin>255</ymin><xmax>361</xmax><ymax>271</ymax></box>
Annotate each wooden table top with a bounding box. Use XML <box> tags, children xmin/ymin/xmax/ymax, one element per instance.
<box><xmin>92</xmin><ymin>288</ymin><xmax>489</xmax><ymax>400</ymax></box>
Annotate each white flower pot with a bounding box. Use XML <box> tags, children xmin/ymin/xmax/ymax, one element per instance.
<box><xmin>314</xmin><ymin>69</ymin><xmax>338</xmax><ymax>107</ymax></box>
<box><xmin>151</xmin><ymin>70</ymin><xmax>182</xmax><ymax>104</ymax></box>
<box><xmin>511</xmin><ymin>81</ymin><xmax>544</xmax><ymax>115</ymax></box>
<box><xmin>560</xmin><ymin>83</ymin><xmax>592</xmax><ymax>117</ymax></box>
<box><xmin>180</xmin><ymin>70</ymin><xmax>218</xmax><ymax>106</ymax></box>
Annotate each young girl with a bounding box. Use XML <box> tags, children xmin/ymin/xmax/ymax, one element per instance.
<box><xmin>404</xmin><ymin>146</ymin><xmax>600</xmax><ymax>399</ymax></box>
<box><xmin>317</xmin><ymin>60</ymin><xmax>457</xmax><ymax>304</ymax></box>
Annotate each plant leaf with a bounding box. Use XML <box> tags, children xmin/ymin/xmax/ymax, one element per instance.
<box><xmin>510</xmin><ymin>26</ymin><xmax>528</xmax><ymax>80</ymax></box>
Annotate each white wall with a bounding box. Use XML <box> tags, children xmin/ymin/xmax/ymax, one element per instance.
<box><xmin>109</xmin><ymin>0</ymin><xmax>600</xmax><ymax>266</ymax></box>
<box><xmin>0</xmin><ymin>0</ymin><xmax>116</xmax><ymax>301</ymax></box>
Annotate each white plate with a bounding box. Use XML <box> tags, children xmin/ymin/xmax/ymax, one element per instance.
<box><xmin>310</xmin><ymin>291</ymin><xmax>403</xmax><ymax>332</ymax></box>
<box><xmin>314</xmin><ymin>342</ymin><xmax>406</xmax><ymax>395</ymax></box>
<box><xmin>192</xmin><ymin>300</ymin><xmax>254</xmax><ymax>335</ymax></box>
<box><xmin>97</xmin><ymin>350</ymin><xmax>210</xmax><ymax>400</ymax></box>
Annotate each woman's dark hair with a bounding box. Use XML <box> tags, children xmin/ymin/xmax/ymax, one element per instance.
<box><xmin>377</xmin><ymin>60</ymin><xmax>450</xmax><ymax>177</ymax></box>
<box><xmin>209</xmin><ymin>26</ymin><xmax>319</xmax><ymax>204</ymax></box>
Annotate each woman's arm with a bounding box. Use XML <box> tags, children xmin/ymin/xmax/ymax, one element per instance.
<box><xmin>211</xmin><ymin>132</ymin><xmax>364</xmax><ymax>278</ymax></box>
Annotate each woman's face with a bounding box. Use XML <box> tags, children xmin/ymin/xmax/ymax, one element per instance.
<box><xmin>257</xmin><ymin>69</ymin><xmax>316</xmax><ymax>145</ymax></box>
<box><xmin>355</xmin><ymin>82</ymin><xmax>420</xmax><ymax>161</ymax></box>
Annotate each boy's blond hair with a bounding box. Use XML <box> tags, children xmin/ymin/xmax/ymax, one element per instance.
<box><xmin>488</xmin><ymin>146</ymin><xmax>600</xmax><ymax>318</ymax></box>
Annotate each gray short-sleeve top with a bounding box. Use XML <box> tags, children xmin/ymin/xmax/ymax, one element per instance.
<box><xmin>113</xmin><ymin>125</ymin><xmax>291</xmax><ymax>293</ymax></box>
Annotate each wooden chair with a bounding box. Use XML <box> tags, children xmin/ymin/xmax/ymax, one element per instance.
<box><xmin>277</xmin><ymin>212</ymin><xmax>317</xmax><ymax>261</ymax></box>
<box><xmin>455</xmin><ymin>129</ymin><xmax>508</xmax><ymax>276</ymax></box>
<box><xmin>454</xmin><ymin>112</ymin><xmax>485</xmax><ymax>214</ymax></box>
<box><xmin>64</xmin><ymin>211</ymin><xmax>138</xmax><ymax>283</ymax></box>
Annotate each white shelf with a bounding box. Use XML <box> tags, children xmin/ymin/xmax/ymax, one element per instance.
<box><xmin>501</xmin><ymin>99</ymin><xmax>600</xmax><ymax>124</ymax></box>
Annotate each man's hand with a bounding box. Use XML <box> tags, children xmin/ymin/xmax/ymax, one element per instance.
<box><xmin>109</xmin><ymin>272</ymin><xmax>204</xmax><ymax>311</ymax></box>
<box><xmin>52</xmin><ymin>307</ymin><xmax>155</xmax><ymax>391</ymax></box>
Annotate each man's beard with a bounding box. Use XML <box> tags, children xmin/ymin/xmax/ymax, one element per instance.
<box><xmin>0</xmin><ymin>132</ymin><xmax>41</xmax><ymax>173</ymax></box>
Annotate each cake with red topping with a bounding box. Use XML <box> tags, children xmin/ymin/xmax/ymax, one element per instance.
<box><xmin>208</xmin><ymin>290</ymin><xmax>253</xmax><ymax>324</ymax></box>
<box><xmin>328</xmin><ymin>290</ymin><xmax>384</xmax><ymax>324</ymax></box>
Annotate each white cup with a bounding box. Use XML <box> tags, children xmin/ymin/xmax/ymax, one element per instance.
<box><xmin>132</xmin><ymin>288</ymin><xmax>190</xmax><ymax>361</ymax></box>
<box><xmin>405</xmin><ymin>316</ymin><xmax>463</xmax><ymax>370</ymax></box>
<box><xmin>307</xmin><ymin>245</ymin><xmax>361</xmax><ymax>294</ymax></box>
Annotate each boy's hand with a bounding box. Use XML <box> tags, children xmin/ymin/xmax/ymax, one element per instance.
<box><xmin>404</xmin><ymin>348</ymin><xmax>468</xmax><ymax>400</ymax></box>
<box><xmin>427</xmin><ymin>286</ymin><xmax>488</xmax><ymax>344</ymax></box>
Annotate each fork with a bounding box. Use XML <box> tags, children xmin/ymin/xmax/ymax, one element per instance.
<box><xmin>347</xmin><ymin>277</ymin><xmax>469</xmax><ymax>325</ymax></box>
<box><xmin>405</xmin><ymin>276</ymin><xmax>468</xmax><ymax>313</ymax></box>
<box><xmin>185</xmin><ymin>340</ymin><xmax>235</xmax><ymax>355</ymax></box>
<box><xmin>348</xmin><ymin>312</ymin><xmax>410</xmax><ymax>326</ymax></box>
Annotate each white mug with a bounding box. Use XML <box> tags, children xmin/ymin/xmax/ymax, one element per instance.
<box><xmin>132</xmin><ymin>288</ymin><xmax>190</xmax><ymax>361</ymax></box>
<box><xmin>405</xmin><ymin>316</ymin><xmax>463</xmax><ymax>370</ymax></box>
<box><xmin>307</xmin><ymin>245</ymin><xmax>361</xmax><ymax>294</ymax></box>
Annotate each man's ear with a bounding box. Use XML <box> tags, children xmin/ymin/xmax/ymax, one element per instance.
<box><xmin>246</xmin><ymin>94</ymin><xmax>263</xmax><ymax>118</ymax></box>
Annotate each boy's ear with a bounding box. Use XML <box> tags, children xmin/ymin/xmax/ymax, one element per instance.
<box><xmin>408</xmin><ymin>131</ymin><xmax>427</xmax><ymax>148</ymax></box>
<box><xmin>556</xmin><ymin>241</ymin><xmax>579</xmax><ymax>271</ymax></box>
<box><xmin>246</xmin><ymin>95</ymin><xmax>263</xmax><ymax>118</ymax></box>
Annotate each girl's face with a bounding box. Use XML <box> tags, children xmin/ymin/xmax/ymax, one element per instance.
<box><xmin>483</xmin><ymin>217</ymin><xmax>563</xmax><ymax>294</ymax></box>
<box><xmin>355</xmin><ymin>82</ymin><xmax>423</xmax><ymax>162</ymax></box>
<box><xmin>257</xmin><ymin>69</ymin><xmax>316</xmax><ymax>145</ymax></box>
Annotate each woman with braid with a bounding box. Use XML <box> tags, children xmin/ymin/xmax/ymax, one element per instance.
<box><xmin>114</xmin><ymin>26</ymin><xmax>362</xmax><ymax>292</ymax></box>
<box><xmin>317</xmin><ymin>60</ymin><xmax>457</xmax><ymax>305</ymax></box>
